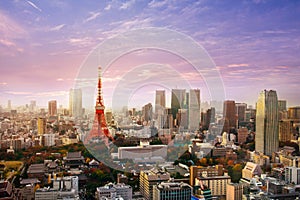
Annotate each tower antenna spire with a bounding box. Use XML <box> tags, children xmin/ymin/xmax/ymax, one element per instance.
<box><xmin>96</xmin><ymin>66</ymin><xmax>104</xmax><ymax>109</ymax></box>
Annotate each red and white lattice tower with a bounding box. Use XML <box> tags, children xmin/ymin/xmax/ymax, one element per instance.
<box><xmin>86</xmin><ymin>67</ymin><xmax>114</xmax><ymax>144</ymax></box>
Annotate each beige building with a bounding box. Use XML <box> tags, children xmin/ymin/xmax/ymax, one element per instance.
<box><xmin>155</xmin><ymin>90</ymin><xmax>166</xmax><ymax>115</ymax></box>
<box><xmin>288</xmin><ymin>106</ymin><xmax>300</xmax><ymax>119</ymax></box>
<box><xmin>190</xmin><ymin>165</ymin><xmax>223</xmax><ymax>186</ymax></box>
<box><xmin>253</xmin><ymin>152</ymin><xmax>270</xmax><ymax>167</ymax></box>
<box><xmin>226</xmin><ymin>183</ymin><xmax>243</xmax><ymax>200</ymax></box>
<box><xmin>279</xmin><ymin>119</ymin><xmax>294</xmax><ymax>142</ymax></box>
<box><xmin>37</xmin><ymin>117</ymin><xmax>46</xmax><ymax>135</ymax></box>
<box><xmin>195</xmin><ymin>174</ymin><xmax>231</xmax><ymax>197</ymax></box>
<box><xmin>242</xmin><ymin>162</ymin><xmax>262</xmax><ymax>181</ymax></box>
<box><xmin>279</xmin><ymin>154</ymin><xmax>300</xmax><ymax>167</ymax></box>
<box><xmin>139</xmin><ymin>169</ymin><xmax>170</xmax><ymax>200</ymax></box>
<box><xmin>255</xmin><ymin>90</ymin><xmax>279</xmax><ymax>156</ymax></box>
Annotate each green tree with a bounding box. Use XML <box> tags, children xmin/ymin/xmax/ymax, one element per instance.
<box><xmin>231</xmin><ymin>164</ymin><xmax>243</xmax><ymax>183</ymax></box>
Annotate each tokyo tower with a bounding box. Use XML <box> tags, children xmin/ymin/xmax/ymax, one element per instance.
<box><xmin>86</xmin><ymin>67</ymin><xmax>114</xmax><ymax>143</ymax></box>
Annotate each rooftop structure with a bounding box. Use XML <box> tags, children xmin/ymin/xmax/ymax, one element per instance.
<box><xmin>153</xmin><ymin>181</ymin><xmax>192</xmax><ymax>200</ymax></box>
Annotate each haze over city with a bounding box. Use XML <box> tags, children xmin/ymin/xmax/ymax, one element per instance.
<box><xmin>0</xmin><ymin>0</ymin><xmax>300</xmax><ymax>109</ymax></box>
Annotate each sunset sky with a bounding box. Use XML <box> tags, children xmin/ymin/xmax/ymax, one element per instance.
<box><xmin>0</xmin><ymin>0</ymin><xmax>300</xmax><ymax>110</ymax></box>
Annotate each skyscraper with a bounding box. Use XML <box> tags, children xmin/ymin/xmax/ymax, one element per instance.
<box><xmin>278</xmin><ymin>100</ymin><xmax>287</xmax><ymax>120</ymax></box>
<box><xmin>189</xmin><ymin>89</ymin><xmax>200</xmax><ymax>130</ymax></box>
<box><xmin>162</xmin><ymin>108</ymin><xmax>173</xmax><ymax>129</ymax></box>
<box><xmin>37</xmin><ymin>117</ymin><xmax>46</xmax><ymax>135</ymax></box>
<box><xmin>255</xmin><ymin>90</ymin><xmax>279</xmax><ymax>156</ymax></box>
<box><xmin>69</xmin><ymin>88</ymin><xmax>83</xmax><ymax>118</ymax></box>
<box><xmin>223</xmin><ymin>100</ymin><xmax>237</xmax><ymax>133</ymax></box>
<box><xmin>155</xmin><ymin>90</ymin><xmax>166</xmax><ymax>115</ymax></box>
<box><xmin>7</xmin><ymin>100</ymin><xmax>11</xmax><ymax>111</ymax></box>
<box><xmin>236</xmin><ymin>103</ymin><xmax>247</xmax><ymax>126</ymax></box>
<box><xmin>177</xmin><ymin>109</ymin><xmax>188</xmax><ymax>129</ymax></box>
<box><xmin>171</xmin><ymin>89</ymin><xmax>186</xmax><ymax>123</ymax></box>
<box><xmin>29</xmin><ymin>100</ymin><xmax>36</xmax><ymax>112</ymax></box>
<box><xmin>48</xmin><ymin>100</ymin><xmax>57</xmax><ymax>116</ymax></box>
<box><xmin>142</xmin><ymin>103</ymin><xmax>153</xmax><ymax>122</ymax></box>
<box><xmin>207</xmin><ymin>107</ymin><xmax>215</xmax><ymax>125</ymax></box>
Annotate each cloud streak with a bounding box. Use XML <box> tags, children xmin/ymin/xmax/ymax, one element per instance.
<box><xmin>119</xmin><ymin>0</ymin><xmax>136</xmax><ymax>10</ymax></box>
<box><xmin>104</xmin><ymin>4</ymin><xmax>111</xmax><ymax>11</ymax></box>
<box><xmin>85</xmin><ymin>11</ymin><xmax>101</xmax><ymax>22</ymax></box>
<box><xmin>50</xmin><ymin>24</ymin><xmax>65</xmax><ymax>31</ymax></box>
<box><xmin>227</xmin><ymin>63</ymin><xmax>249</xmax><ymax>68</ymax></box>
<box><xmin>26</xmin><ymin>1</ymin><xmax>42</xmax><ymax>12</ymax></box>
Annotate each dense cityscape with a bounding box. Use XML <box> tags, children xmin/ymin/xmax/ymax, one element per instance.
<box><xmin>1</xmin><ymin>1</ymin><xmax>300</xmax><ymax>200</ymax></box>
<box><xmin>1</xmin><ymin>67</ymin><xmax>300</xmax><ymax>199</ymax></box>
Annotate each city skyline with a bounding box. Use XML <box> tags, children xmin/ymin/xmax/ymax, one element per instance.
<box><xmin>0</xmin><ymin>87</ymin><xmax>298</xmax><ymax>111</ymax></box>
<box><xmin>0</xmin><ymin>1</ymin><xmax>300</xmax><ymax>108</ymax></box>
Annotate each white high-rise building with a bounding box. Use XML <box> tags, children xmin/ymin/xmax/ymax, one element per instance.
<box><xmin>69</xmin><ymin>88</ymin><xmax>83</xmax><ymax>118</ymax></box>
<box><xmin>189</xmin><ymin>89</ymin><xmax>200</xmax><ymax>130</ymax></box>
<box><xmin>7</xmin><ymin>100</ymin><xmax>11</xmax><ymax>111</ymax></box>
<box><xmin>285</xmin><ymin>167</ymin><xmax>300</xmax><ymax>184</ymax></box>
<box><xmin>42</xmin><ymin>133</ymin><xmax>55</xmax><ymax>147</ymax></box>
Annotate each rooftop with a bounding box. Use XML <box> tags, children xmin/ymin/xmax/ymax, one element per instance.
<box><xmin>157</xmin><ymin>182</ymin><xmax>192</xmax><ymax>190</ymax></box>
<box><xmin>20</xmin><ymin>178</ymin><xmax>40</xmax><ymax>185</ymax></box>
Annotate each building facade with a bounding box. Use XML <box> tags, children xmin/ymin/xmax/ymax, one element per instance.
<box><xmin>153</xmin><ymin>181</ymin><xmax>192</xmax><ymax>200</ymax></box>
<box><xmin>236</xmin><ymin>103</ymin><xmax>247</xmax><ymax>126</ymax></box>
<box><xmin>139</xmin><ymin>169</ymin><xmax>170</xmax><ymax>200</ymax></box>
<box><xmin>69</xmin><ymin>88</ymin><xmax>82</xmax><ymax>118</ymax></box>
<box><xmin>37</xmin><ymin>117</ymin><xmax>46</xmax><ymax>135</ymax></box>
<box><xmin>237</xmin><ymin>127</ymin><xmax>248</xmax><ymax>144</ymax></box>
<box><xmin>171</xmin><ymin>89</ymin><xmax>186</xmax><ymax>122</ymax></box>
<box><xmin>226</xmin><ymin>183</ymin><xmax>243</xmax><ymax>200</ymax></box>
<box><xmin>155</xmin><ymin>90</ymin><xmax>166</xmax><ymax>115</ymax></box>
<box><xmin>142</xmin><ymin>103</ymin><xmax>153</xmax><ymax>122</ymax></box>
<box><xmin>95</xmin><ymin>183</ymin><xmax>132</xmax><ymax>200</ymax></box>
<box><xmin>189</xmin><ymin>89</ymin><xmax>200</xmax><ymax>131</ymax></box>
<box><xmin>279</xmin><ymin>119</ymin><xmax>294</xmax><ymax>142</ymax></box>
<box><xmin>48</xmin><ymin>100</ymin><xmax>57</xmax><ymax>116</ymax></box>
<box><xmin>288</xmin><ymin>106</ymin><xmax>300</xmax><ymax>120</ymax></box>
<box><xmin>190</xmin><ymin>165</ymin><xmax>223</xmax><ymax>186</ymax></box>
<box><xmin>195</xmin><ymin>175</ymin><xmax>231</xmax><ymax>197</ymax></box>
<box><xmin>223</xmin><ymin>100</ymin><xmax>237</xmax><ymax>132</ymax></box>
<box><xmin>285</xmin><ymin>167</ymin><xmax>300</xmax><ymax>184</ymax></box>
<box><xmin>242</xmin><ymin>162</ymin><xmax>262</xmax><ymax>181</ymax></box>
<box><xmin>255</xmin><ymin>90</ymin><xmax>279</xmax><ymax>156</ymax></box>
<box><xmin>118</xmin><ymin>143</ymin><xmax>167</xmax><ymax>163</ymax></box>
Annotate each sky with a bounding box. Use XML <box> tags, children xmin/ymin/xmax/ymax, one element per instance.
<box><xmin>0</xmin><ymin>0</ymin><xmax>300</xmax><ymax>110</ymax></box>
